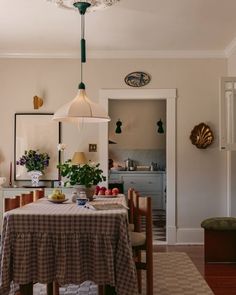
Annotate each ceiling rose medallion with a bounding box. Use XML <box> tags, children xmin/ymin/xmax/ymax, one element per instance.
<box><xmin>47</xmin><ymin>0</ymin><xmax>120</xmax><ymax>11</ymax></box>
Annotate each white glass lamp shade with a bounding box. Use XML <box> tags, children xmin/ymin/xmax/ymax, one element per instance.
<box><xmin>53</xmin><ymin>89</ymin><xmax>110</xmax><ymax>123</ymax></box>
<box><xmin>71</xmin><ymin>152</ymin><xmax>87</xmax><ymax>165</ymax></box>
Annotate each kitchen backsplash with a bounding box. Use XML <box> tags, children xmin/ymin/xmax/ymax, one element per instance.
<box><xmin>109</xmin><ymin>149</ymin><xmax>166</xmax><ymax>171</ymax></box>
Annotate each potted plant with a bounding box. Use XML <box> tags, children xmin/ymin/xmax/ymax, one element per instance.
<box><xmin>57</xmin><ymin>159</ymin><xmax>106</xmax><ymax>201</ymax></box>
<box><xmin>17</xmin><ymin>149</ymin><xmax>50</xmax><ymax>186</ymax></box>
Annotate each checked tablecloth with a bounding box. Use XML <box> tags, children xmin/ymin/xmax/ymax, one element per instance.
<box><xmin>0</xmin><ymin>197</ymin><xmax>138</xmax><ymax>295</ymax></box>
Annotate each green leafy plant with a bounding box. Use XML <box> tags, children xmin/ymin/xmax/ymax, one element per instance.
<box><xmin>57</xmin><ymin>159</ymin><xmax>106</xmax><ymax>188</ymax></box>
<box><xmin>17</xmin><ymin>150</ymin><xmax>50</xmax><ymax>172</ymax></box>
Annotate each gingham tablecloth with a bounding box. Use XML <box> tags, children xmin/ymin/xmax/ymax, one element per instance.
<box><xmin>0</xmin><ymin>196</ymin><xmax>138</xmax><ymax>295</ymax></box>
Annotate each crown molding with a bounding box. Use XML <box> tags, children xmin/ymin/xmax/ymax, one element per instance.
<box><xmin>0</xmin><ymin>52</ymin><xmax>79</xmax><ymax>59</ymax></box>
<box><xmin>89</xmin><ymin>50</ymin><xmax>226</xmax><ymax>59</ymax></box>
<box><xmin>0</xmin><ymin>50</ymin><xmax>226</xmax><ymax>59</ymax></box>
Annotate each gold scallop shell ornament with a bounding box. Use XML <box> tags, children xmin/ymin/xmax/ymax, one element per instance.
<box><xmin>190</xmin><ymin>122</ymin><xmax>214</xmax><ymax>149</ymax></box>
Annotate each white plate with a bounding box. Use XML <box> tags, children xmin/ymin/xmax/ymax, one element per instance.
<box><xmin>47</xmin><ymin>197</ymin><xmax>69</xmax><ymax>203</ymax></box>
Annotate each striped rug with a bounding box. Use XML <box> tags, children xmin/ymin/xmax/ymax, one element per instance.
<box><xmin>146</xmin><ymin>252</ymin><xmax>213</xmax><ymax>295</ymax></box>
<box><xmin>9</xmin><ymin>252</ymin><xmax>213</xmax><ymax>295</ymax></box>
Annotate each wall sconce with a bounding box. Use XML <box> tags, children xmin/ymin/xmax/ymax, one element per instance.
<box><xmin>190</xmin><ymin>122</ymin><xmax>214</xmax><ymax>149</ymax></box>
<box><xmin>157</xmin><ymin>119</ymin><xmax>164</xmax><ymax>133</ymax></box>
<box><xmin>33</xmin><ymin>96</ymin><xmax>44</xmax><ymax>109</ymax></box>
<box><xmin>115</xmin><ymin>119</ymin><xmax>122</xmax><ymax>134</ymax></box>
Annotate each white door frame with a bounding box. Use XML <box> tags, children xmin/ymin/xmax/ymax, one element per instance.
<box><xmin>99</xmin><ymin>89</ymin><xmax>177</xmax><ymax>244</ymax></box>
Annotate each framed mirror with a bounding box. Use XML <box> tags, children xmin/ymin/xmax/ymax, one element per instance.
<box><xmin>14</xmin><ymin>113</ymin><xmax>61</xmax><ymax>181</ymax></box>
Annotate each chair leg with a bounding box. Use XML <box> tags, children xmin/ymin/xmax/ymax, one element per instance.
<box><xmin>19</xmin><ymin>282</ymin><xmax>33</xmax><ymax>295</ymax></box>
<box><xmin>137</xmin><ymin>250</ymin><xmax>142</xmax><ymax>294</ymax></box>
<box><xmin>46</xmin><ymin>282</ymin><xmax>53</xmax><ymax>295</ymax></box>
<box><xmin>53</xmin><ymin>281</ymin><xmax>60</xmax><ymax>295</ymax></box>
<box><xmin>146</xmin><ymin>251</ymin><xmax>153</xmax><ymax>295</ymax></box>
<box><xmin>104</xmin><ymin>285</ymin><xmax>116</xmax><ymax>295</ymax></box>
<box><xmin>98</xmin><ymin>285</ymin><xmax>104</xmax><ymax>295</ymax></box>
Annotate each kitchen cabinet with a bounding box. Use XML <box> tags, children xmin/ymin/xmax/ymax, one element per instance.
<box><xmin>109</xmin><ymin>171</ymin><xmax>166</xmax><ymax>209</ymax></box>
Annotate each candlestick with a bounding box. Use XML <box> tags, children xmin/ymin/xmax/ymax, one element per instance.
<box><xmin>9</xmin><ymin>161</ymin><xmax>12</xmax><ymax>187</ymax></box>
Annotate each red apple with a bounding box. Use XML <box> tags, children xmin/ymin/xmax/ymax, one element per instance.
<box><xmin>98</xmin><ymin>189</ymin><xmax>105</xmax><ymax>195</ymax></box>
<box><xmin>112</xmin><ymin>188</ymin><xmax>119</xmax><ymax>196</ymax></box>
<box><xmin>105</xmin><ymin>189</ymin><xmax>112</xmax><ymax>196</ymax></box>
<box><xmin>95</xmin><ymin>185</ymin><xmax>100</xmax><ymax>195</ymax></box>
<box><xmin>100</xmin><ymin>186</ymin><xmax>107</xmax><ymax>191</ymax></box>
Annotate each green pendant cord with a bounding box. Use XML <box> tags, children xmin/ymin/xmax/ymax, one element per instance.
<box><xmin>73</xmin><ymin>2</ymin><xmax>91</xmax><ymax>90</ymax></box>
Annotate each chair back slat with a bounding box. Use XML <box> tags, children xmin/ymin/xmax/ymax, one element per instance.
<box><xmin>33</xmin><ymin>188</ymin><xmax>45</xmax><ymax>201</ymax></box>
<box><xmin>127</xmin><ymin>188</ymin><xmax>135</xmax><ymax>224</ymax></box>
<box><xmin>133</xmin><ymin>190</ymin><xmax>141</xmax><ymax>232</ymax></box>
<box><xmin>20</xmin><ymin>191</ymin><xmax>33</xmax><ymax>206</ymax></box>
<box><xmin>5</xmin><ymin>196</ymin><xmax>20</xmax><ymax>212</ymax></box>
<box><xmin>140</xmin><ymin>196</ymin><xmax>153</xmax><ymax>248</ymax></box>
<box><xmin>131</xmin><ymin>191</ymin><xmax>153</xmax><ymax>295</ymax></box>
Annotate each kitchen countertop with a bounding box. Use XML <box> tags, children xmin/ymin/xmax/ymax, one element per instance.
<box><xmin>109</xmin><ymin>170</ymin><xmax>165</xmax><ymax>174</ymax></box>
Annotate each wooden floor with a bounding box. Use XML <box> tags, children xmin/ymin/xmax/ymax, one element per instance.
<box><xmin>155</xmin><ymin>245</ymin><xmax>236</xmax><ymax>295</ymax></box>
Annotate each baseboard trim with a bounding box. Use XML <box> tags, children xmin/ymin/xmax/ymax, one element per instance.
<box><xmin>177</xmin><ymin>228</ymin><xmax>204</xmax><ymax>244</ymax></box>
<box><xmin>167</xmin><ymin>225</ymin><xmax>177</xmax><ymax>245</ymax></box>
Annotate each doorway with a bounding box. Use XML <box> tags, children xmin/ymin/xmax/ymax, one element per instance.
<box><xmin>99</xmin><ymin>89</ymin><xmax>177</xmax><ymax>245</ymax></box>
<box><xmin>108</xmin><ymin>99</ymin><xmax>166</xmax><ymax>242</ymax></box>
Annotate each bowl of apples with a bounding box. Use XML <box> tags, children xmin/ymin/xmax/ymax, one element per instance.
<box><xmin>94</xmin><ymin>186</ymin><xmax>120</xmax><ymax>198</ymax></box>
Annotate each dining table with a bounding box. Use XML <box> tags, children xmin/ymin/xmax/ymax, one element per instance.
<box><xmin>0</xmin><ymin>194</ymin><xmax>138</xmax><ymax>295</ymax></box>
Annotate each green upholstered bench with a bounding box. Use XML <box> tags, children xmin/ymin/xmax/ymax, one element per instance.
<box><xmin>201</xmin><ymin>217</ymin><xmax>236</xmax><ymax>263</ymax></box>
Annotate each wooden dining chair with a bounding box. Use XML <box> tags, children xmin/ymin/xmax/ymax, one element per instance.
<box><xmin>97</xmin><ymin>190</ymin><xmax>135</xmax><ymax>295</ymax></box>
<box><xmin>20</xmin><ymin>191</ymin><xmax>34</xmax><ymax>207</ymax></box>
<box><xmin>127</xmin><ymin>188</ymin><xmax>135</xmax><ymax>231</ymax></box>
<box><xmin>4</xmin><ymin>195</ymin><xmax>20</xmax><ymax>212</ymax></box>
<box><xmin>33</xmin><ymin>188</ymin><xmax>45</xmax><ymax>201</ymax></box>
<box><xmin>130</xmin><ymin>192</ymin><xmax>153</xmax><ymax>295</ymax></box>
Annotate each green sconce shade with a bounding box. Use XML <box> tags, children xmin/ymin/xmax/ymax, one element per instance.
<box><xmin>157</xmin><ymin>119</ymin><xmax>164</xmax><ymax>134</ymax></box>
<box><xmin>115</xmin><ymin>119</ymin><xmax>122</xmax><ymax>133</ymax></box>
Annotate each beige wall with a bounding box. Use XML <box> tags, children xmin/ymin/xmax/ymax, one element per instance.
<box><xmin>109</xmin><ymin>100</ymin><xmax>166</xmax><ymax>149</ymax></box>
<box><xmin>228</xmin><ymin>53</ymin><xmax>236</xmax><ymax>75</ymax></box>
<box><xmin>0</xmin><ymin>57</ymin><xmax>227</xmax><ymax>242</ymax></box>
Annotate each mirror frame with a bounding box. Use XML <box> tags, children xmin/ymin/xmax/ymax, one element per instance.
<box><xmin>14</xmin><ymin>113</ymin><xmax>61</xmax><ymax>182</ymax></box>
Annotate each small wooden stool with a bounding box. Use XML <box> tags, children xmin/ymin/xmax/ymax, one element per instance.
<box><xmin>201</xmin><ymin>217</ymin><xmax>236</xmax><ymax>263</ymax></box>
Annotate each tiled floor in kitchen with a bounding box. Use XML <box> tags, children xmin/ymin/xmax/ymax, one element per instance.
<box><xmin>148</xmin><ymin>209</ymin><xmax>166</xmax><ymax>243</ymax></box>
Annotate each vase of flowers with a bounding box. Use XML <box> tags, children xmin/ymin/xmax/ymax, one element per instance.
<box><xmin>17</xmin><ymin>150</ymin><xmax>50</xmax><ymax>187</ymax></box>
<box><xmin>57</xmin><ymin>159</ymin><xmax>106</xmax><ymax>201</ymax></box>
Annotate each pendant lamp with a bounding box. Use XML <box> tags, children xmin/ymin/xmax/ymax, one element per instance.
<box><xmin>53</xmin><ymin>2</ymin><xmax>110</xmax><ymax>123</ymax></box>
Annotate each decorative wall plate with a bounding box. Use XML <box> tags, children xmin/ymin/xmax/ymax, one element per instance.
<box><xmin>124</xmin><ymin>72</ymin><xmax>151</xmax><ymax>87</ymax></box>
<box><xmin>190</xmin><ymin>122</ymin><xmax>214</xmax><ymax>149</ymax></box>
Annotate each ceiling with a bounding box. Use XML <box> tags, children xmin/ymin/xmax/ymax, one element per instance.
<box><xmin>1</xmin><ymin>0</ymin><xmax>236</xmax><ymax>58</ymax></box>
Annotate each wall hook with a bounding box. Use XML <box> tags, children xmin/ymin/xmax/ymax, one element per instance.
<box><xmin>33</xmin><ymin>96</ymin><xmax>44</xmax><ymax>109</ymax></box>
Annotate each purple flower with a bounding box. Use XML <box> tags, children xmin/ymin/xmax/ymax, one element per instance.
<box><xmin>17</xmin><ymin>149</ymin><xmax>50</xmax><ymax>172</ymax></box>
